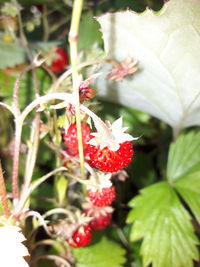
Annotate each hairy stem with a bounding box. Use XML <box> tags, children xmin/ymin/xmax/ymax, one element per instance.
<box><xmin>69</xmin><ymin>0</ymin><xmax>85</xmax><ymax>180</ymax></box>
<box><xmin>23</xmin><ymin>113</ymin><xmax>40</xmax><ymax>197</ymax></box>
<box><xmin>0</xmin><ymin>162</ymin><xmax>11</xmax><ymax>218</ymax></box>
<box><xmin>12</xmin><ymin>61</ymin><xmax>43</xmax><ymax>201</ymax></box>
<box><xmin>12</xmin><ymin>123</ymin><xmax>22</xmax><ymax>200</ymax></box>
<box><xmin>13</xmin><ymin>63</ymin><xmax>38</xmax><ymax>116</ymax></box>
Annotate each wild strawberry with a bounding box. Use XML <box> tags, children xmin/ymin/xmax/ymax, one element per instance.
<box><xmin>83</xmin><ymin>204</ymin><xmax>113</xmax><ymax>230</ymax></box>
<box><xmin>87</xmin><ymin>173</ymin><xmax>116</xmax><ymax>207</ymax></box>
<box><xmin>90</xmin><ymin>212</ymin><xmax>112</xmax><ymax>230</ymax></box>
<box><xmin>86</xmin><ymin>117</ymin><xmax>136</xmax><ymax>172</ymax></box>
<box><xmin>63</xmin><ymin>122</ymin><xmax>91</xmax><ymax>157</ymax></box>
<box><xmin>51</xmin><ymin>48</ymin><xmax>68</xmax><ymax>73</ymax></box>
<box><xmin>67</xmin><ymin>225</ymin><xmax>92</xmax><ymax>248</ymax></box>
<box><xmin>87</xmin><ymin>186</ymin><xmax>116</xmax><ymax>207</ymax></box>
<box><xmin>88</xmin><ymin>141</ymin><xmax>133</xmax><ymax>172</ymax></box>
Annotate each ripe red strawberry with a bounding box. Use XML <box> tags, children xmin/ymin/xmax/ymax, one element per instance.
<box><xmin>63</xmin><ymin>122</ymin><xmax>91</xmax><ymax>157</ymax></box>
<box><xmin>88</xmin><ymin>141</ymin><xmax>133</xmax><ymax>172</ymax></box>
<box><xmin>51</xmin><ymin>48</ymin><xmax>68</xmax><ymax>73</ymax></box>
<box><xmin>67</xmin><ymin>225</ymin><xmax>92</xmax><ymax>248</ymax></box>
<box><xmin>87</xmin><ymin>186</ymin><xmax>116</xmax><ymax>207</ymax></box>
<box><xmin>84</xmin><ymin>205</ymin><xmax>113</xmax><ymax>230</ymax></box>
<box><xmin>90</xmin><ymin>212</ymin><xmax>112</xmax><ymax>230</ymax></box>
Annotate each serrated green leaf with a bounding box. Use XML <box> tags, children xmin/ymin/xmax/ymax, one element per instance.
<box><xmin>127</xmin><ymin>182</ymin><xmax>199</xmax><ymax>267</ymax></box>
<box><xmin>96</xmin><ymin>0</ymin><xmax>200</xmax><ymax>129</ymax></box>
<box><xmin>0</xmin><ymin>41</ymin><xmax>26</xmax><ymax>69</ymax></box>
<box><xmin>167</xmin><ymin>132</ymin><xmax>200</xmax><ymax>181</ymax></box>
<box><xmin>72</xmin><ymin>237</ymin><xmax>126</xmax><ymax>267</ymax></box>
<box><xmin>175</xmin><ymin>171</ymin><xmax>200</xmax><ymax>223</ymax></box>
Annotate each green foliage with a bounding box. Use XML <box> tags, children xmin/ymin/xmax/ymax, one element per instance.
<box><xmin>175</xmin><ymin>173</ymin><xmax>200</xmax><ymax>223</ymax></box>
<box><xmin>79</xmin><ymin>12</ymin><xmax>103</xmax><ymax>50</ymax></box>
<box><xmin>167</xmin><ymin>132</ymin><xmax>200</xmax><ymax>181</ymax></box>
<box><xmin>54</xmin><ymin>175</ymin><xmax>68</xmax><ymax>204</ymax></box>
<box><xmin>0</xmin><ymin>41</ymin><xmax>26</xmax><ymax>69</ymax></box>
<box><xmin>0</xmin><ymin>68</ymin><xmax>51</xmax><ymax>108</ymax></box>
<box><xmin>72</xmin><ymin>237</ymin><xmax>126</xmax><ymax>267</ymax></box>
<box><xmin>167</xmin><ymin>132</ymin><xmax>200</xmax><ymax>224</ymax></box>
<box><xmin>127</xmin><ymin>182</ymin><xmax>199</xmax><ymax>267</ymax></box>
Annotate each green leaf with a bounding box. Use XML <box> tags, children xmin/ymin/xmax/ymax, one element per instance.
<box><xmin>127</xmin><ymin>182</ymin><xmax>199</xmax><ymax>267</ymax></box>
<box><xmin>72</xmin><ymin>237</ymin><xmax>126</xmax><ymax>267</ymax></box>
<box><xmin>175</xmin><ymin>171</ymin><xmax>200</xmax><ymax>223</ymax></box>
<box><xmin>54</xmin><ymin>175</ymin><xmax>68</xmax><ymax>204</ymax></box>
<box><xmin>79</xmin><ymin>12</ymin><xmax>103</xmax><ymax>49</ymax></box>
<box><xmin>0</xmin><ymin>41</ymin><xmax>26</xmax><ymax>69</ymax></box>
<box><xmin>96</xmin><ymin>0</ymin><xmax>200</xmax><ymax>129</ymax></box>
<box><xmin>0</xmin><ymin>67</ymin><xmax>51</xmax><ymax>108</ymax></box>
<box><xmin>167</xmin><ymin>131</ymin><xmax>200</xmax><ymax>181</ymax></box>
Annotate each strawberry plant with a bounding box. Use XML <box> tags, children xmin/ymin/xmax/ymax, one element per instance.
<box><xmin>0</xmin><ymin>0</ymin><xmax>200</xmax><ymax>267</ymax></box>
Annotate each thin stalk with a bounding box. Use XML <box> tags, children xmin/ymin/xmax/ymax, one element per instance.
<box><xmin>23</xmin><ymin>113</ymin><xmax>40</xmax><ymax>196</ymax></box>
<box><xmin>14</xmin><ymin>167</ymin><xmax>66</xmax><ymax>215</ymax></box>
<box><xmin>12</xmin><ymin>123</ymin><xmax>22</xmax><ymax>200</ymax></box>
<box><xmin>11</xmin><ymin>61</ymin><xmax>43</xmax><ymax>201</ymax></box>
<box><xmin>0</xmin><ymin>162</ymin><xmax>11</xmax><ymax>218</ymax></box>
<box><xmin>32</xmin><ymin>255</ymin><xmax>71</xmax><ymax>267</ymax></box>
<box><xmin>69</xmin><ymin>0</ymin><xmax>85</xmax><ymax>180</ymax></box>
<box><xmin>13</xmin><ymin>63</ymin><xmax>38</xmax><ymax>116</ymax></box>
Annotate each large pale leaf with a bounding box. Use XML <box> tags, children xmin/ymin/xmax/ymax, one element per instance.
<box><xmin>72</xmin><ymin>237</ymin><xmax>126</xmax><ymax>267</ymax></box>
<box><xmin>96</xmin><ymin>0</ymin><xmax>200</xmax><ymax>128</ymax></box>
<box><xmin>167</xmin><ymin>132</ymin><xmax>200</xmax><ymax>181</ymax></box>
<box><xmin>127</xmin><ymin>182</ymin><xmax>199</xmax><ymax>267</ymax></box>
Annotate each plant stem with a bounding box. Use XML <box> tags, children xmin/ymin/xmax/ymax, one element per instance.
<box><xmin>0</xmin><ymin>162</ymin><xmax>11</xmax><ymax>218</ymax></box>
<box><xmin>69</xmin><ymin>0</ymin><xmax>85</xmax><ymax>180</ymax></box>
<box><xmin>14</xmin><ymin>167</ymin><xmax>66</xmax><ymax>214</ymax></box>
<box><xmin>12</xmin><ymin>61</ymin><xmax>43</xmax><ymax>201</ymax></box>
<box><xmin>23</xmin><ymin>113</ymin><xmax>40</xmax><ymax>196</ymax></box>
<box><xmin>12</xmin><ymin>123</ymin><xmax>22</xmax><ymax>200</ymax></box>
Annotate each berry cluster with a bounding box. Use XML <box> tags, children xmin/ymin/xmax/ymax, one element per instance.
<box><xmin>62</xmin><ymin>119</ymin><xmax>134</xmax><ymax>173</ymax></box>
<box><xmin>60</xmin><ymin>107</ymin><xmax>135</xmax><ymax>248</ymax></box>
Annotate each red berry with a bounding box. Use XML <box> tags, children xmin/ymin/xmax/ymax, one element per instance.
<box><xmin>85</xmin><ymin>208</ymin><xmax>112</xmax><ymax>230</ymax></box>
<box><xmin>79</xmin><ymin>86</ymin><xmax>96</xmax><ymax>103</ymax></box>
<box><xmin>63</xmin><ymin>122</ymin><xmax>91</xmax><ymax>157</ymax></box>
<box><xmin>90</xmin><ymin>212</ymin><xmax>112</xmax><ymax>230</ymax></box>
<box><xmin>88</xmin><ymin>141</ymin><xmax>134</xmax><ymax>172</ymax></box>
<box><xmin>87</xmin><ymin>186</ymin><xmax>116</xmax><ymax>207</ymax></box>
<box><xmin>67</xmin><ymin>225</ymin><xmax>92</xmax><ymax>248</ymax></box>
<box><xmin>51</xmin><ymin>48</ymin><xmax>68</xmax><ymax>73</ymax></box>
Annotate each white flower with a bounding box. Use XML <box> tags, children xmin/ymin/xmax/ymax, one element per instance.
<box><xmin>88</xmin><ymin>117</ymin><xmax>137</xmax><ymax>151</ymax></box>
<box><xmin>0</xmin><ymin>226</ymin><xmax>29</xmax><ymax>267</ymax></box>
